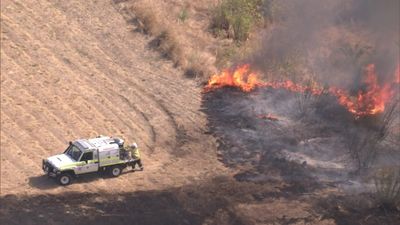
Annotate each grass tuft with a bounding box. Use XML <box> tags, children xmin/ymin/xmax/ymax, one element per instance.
<box><xmin>374</xmin><ymin>167</ymin><xmax>400</xmax><ymax>210</ymax></box>
<box><xmin>211</xmin><ymin>0</ymin><xmax>265</xmax><ymax>42</ymax></box>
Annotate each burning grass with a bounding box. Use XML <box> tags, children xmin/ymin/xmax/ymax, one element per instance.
<box><xmin>203</xmin><ymin>77</ymin><xmax>400</xmax><ymax>222</ymax></box>
<box><xmin>204</xmin><ymin>64</ymin><xmax>399</xmax><ymax>118</ymax></box>
<box><xmin>202</xmin><ymin>60</ymin><xmax>399</xmax><ymax>186</ymax></box>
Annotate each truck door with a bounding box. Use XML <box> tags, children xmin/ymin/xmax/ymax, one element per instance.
<box><xmin>75</xmin><ymin>151</ymin><xmax>99</xmax><ymax>174</ymax></box>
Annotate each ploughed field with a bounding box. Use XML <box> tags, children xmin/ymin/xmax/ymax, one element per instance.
<box><xmin>0</xmin><ymin>0</ymin><xmax>223</xmax><ymax>196</ymax></box>
<box><xmin>1</xmin><ymin>1</ymin><xmax>399</xmax><ymax>225</ymax></box>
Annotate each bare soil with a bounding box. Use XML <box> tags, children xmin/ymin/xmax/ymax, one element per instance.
<box><xmin>1</xmin><ymin>1</ymin><xmax>399</xmax><ymax>225</ymax></box>
<box><xmin>1</xmin><ymin>0</ymin><xmax>227</xmax><ymax>196</ymax></box>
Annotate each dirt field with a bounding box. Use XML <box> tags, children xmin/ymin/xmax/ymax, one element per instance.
<box><xmin>1</xmin><ymin>1</ymin><xmax>399</xmax><ymax>225</ymax></box>
<box><xmin>1</xmin><ymin>0</ymin><xmax>229</xmax><ymax>195</ymax></box>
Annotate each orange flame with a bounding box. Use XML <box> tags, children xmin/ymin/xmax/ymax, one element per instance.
<box><xmin>205</xmin><ymin>64</ymin><xmax>396</xmax><ymax>117</ymax></box>
<box><xmin>205</xmin><ymin>64</ymin><xmax>262</xmax><ymax>92</ymax></box>
<box><xmin>330</xmin><ymin>64</ymin><xmax>394</xmax><ymax>116</ymax></box>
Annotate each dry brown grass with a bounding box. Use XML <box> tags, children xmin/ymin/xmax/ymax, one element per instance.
<box><xmin>131</xmin><ymin>2</ymin><xmax>183</xmax><ymax>66</ymax></box>
<box><xmin>131</xmin><ymin>3</ymin><xmax>161</xmax><ymax>35</ymax></box>
<box><xmin>123</xmin><ymin>0</ymin><xmax>220</xmax><ymax>82</ymax></box>
<box><xmin>114</xmin><ymin>0</ymin><xmax>272</xmax><ymax>83</ymax></box>
<box><xmin>157</xmin><ymin>30</ymin><xmax>185</xmax><ymax>65</ymax></box>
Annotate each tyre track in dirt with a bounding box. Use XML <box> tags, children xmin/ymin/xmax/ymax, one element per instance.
<box><xmin>2</xmin><ymin>12</ymin><xmax>141</xmax><ymax>194</ymax></box>
<box><xmin>1</xmin><ymin>52</ymin><xmax>80</xmax><ymax>142</ymax></box>
<box><xmin>1</xmin><ymin>18</ymin><xmax>153</xmax><ymax>192</ymax></box>
<box><xmin>0</xmin><ymin>130</ymin><xmax>39</xmax><ymax>177</ymax></box>
<box><xmin>2</xmin><ymin>43</ymin><xmax>143</xmax><ymax>194</ymax></box>
<box><xmin>0</xmin><ymin>6</ymin><xmax>175</xmax><ymax>151</ymax></box>
<box><xmin>0</xmin><ymin>95</ymin><xmax>62</xmax><ymax>157</ymax></box>
<box><xmin>1</xmin><ymin>0</ymin><xmax>225</xmax><ymax>196</ymax></box>
<box><xmin>0</xmin><ymin>62</ymin><xmax>78</xmax><ymax>147</ymax></box>
<box><xmin>48</xmin><ymin>0</ymin><xmax>199</xmax><ymax>134</ymax></box>
<box><xmin>1</xmin><ymin>14</ymin><xmax>174</xmax><ymax>192</ymax></box>
<box><xmin>3</xmin><ymin>48</ymin><xmax>103</xmax><ymax>144</ymax></box>
<box><xmin>0</xmin><ymin>23</ymin><xmax>152</xmax><ymax>151</ymax></box>
<box><xmin>0</xmin><ymin>123</ymin><xmax>45</xmax><ymax>194</ymax></box>
<box><xmin>54</xmin><ymin>0</ymin><xmax>202</xmax><ymax>128</ymax></box>
<box><xmin>0</xmin><ymin>19</ymin><xmax>138</xmax><ymax>136</ymax></box>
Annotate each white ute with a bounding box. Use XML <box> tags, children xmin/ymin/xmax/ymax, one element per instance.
<box><xmin>42</xmin><ymin>135</ymin><xmax>136</xmax><ymax>185</ymax></box>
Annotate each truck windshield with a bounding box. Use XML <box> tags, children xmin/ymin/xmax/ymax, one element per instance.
<box><xmin>65</xmin><ymin>145</ymin><xmax>82</xmax><ymax>161</ymax></box>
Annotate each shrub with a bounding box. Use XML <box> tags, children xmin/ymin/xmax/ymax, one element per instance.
<box><xmin>374</xmin><ymin>167</ymin><xmax>400</xmax><ymax>210</ymax></box>
<box><xmin>156</xmin><ymin>30</ymin><xmax>183</xmax><ymax>64</ymax></box>
<box><xmin>132</xmin><ymin>4</ymin><xmax>184</xmax><ymax>68</ymax></box>
<box><xmin>345</xmin><ymin>129</ymin><xmax>380</xmax><ymax>172</ymax></box>
<box><xmin>178</xmin><ymin>7</ymin><xmax>189</xmax><ymax>23</ymax></box>
<box><xmin>339</xmin><ymin>42</ymin><xmax>372</xmax><ymax>67</ymax></box>
<box><xmin>345</xmin><ymin>100</ymin><xmax>399</xmax><ymax>172</ymax></box>
<box><xmin>185</xmin><ymin>51</ymin><xmax>208</xmax><ymax>79</ymax></box>
<box><xmin>211</xmin><ymin>0</ymin><xmax>265</xmax><ymax>42</ymax></box>
<box><xmin>295</xmin><ymin>78</ymin><xmax>321</xmax><ymax>117</ymax></box>
<box><xmin>132</xmin><ymin>3</ymin><xmax>162</xmax><ymax>35</ymax></box>
<box><xmin>130</xmin><ymin>1</ymin><xmax>216</xmax><ymax>80</ymax></box>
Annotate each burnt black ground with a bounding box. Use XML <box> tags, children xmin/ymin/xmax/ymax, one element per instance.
<box><xmin>200</xmin><ymin>86</ymin><xmax>400</xmax><ymax>224</ymax></box>
<box><xmin>202</xmin><ymin>87</ymin><xmax>353</xmax><ymax>179</ymax></box>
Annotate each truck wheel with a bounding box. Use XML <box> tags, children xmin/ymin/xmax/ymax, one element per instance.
<box><xmin>110</xmin><ymin>166</ymin><xmax>122</xmax><ymax>177</ymax></box>
<box><xmin>58</xmin><ymin>173</ymin><xmax>72</xmax><ymax>185</ymax></box>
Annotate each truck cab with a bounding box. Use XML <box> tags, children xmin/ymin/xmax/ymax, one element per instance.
<box><xmin>43</xmin><ymin>136</ymin><xmax>135</xmax><ymax>185</ymax></box>
<box><xmin>62</xmin><ymin>143</ymin><xmax>98</xmax><ymax>173</ymax></box>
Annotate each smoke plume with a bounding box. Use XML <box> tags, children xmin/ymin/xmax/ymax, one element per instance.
<box><xmin>250</xmin><ymin>0</ymin><xmax>399</xmax><ymax>89</ymax></box>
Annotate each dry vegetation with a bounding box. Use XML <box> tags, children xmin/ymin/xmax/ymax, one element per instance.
<box><xmin>1</xmin><ymin>0</ymin><xmax>399</xmax><ymax>224</ymax></box>
<box><xmin>114</xmin><ymin>0</ymin><xmax>222</xmax><ymax>81</ymax></box>
<box><xmin>374</xmin><ymin>166</ymin><xmax>400</xmax><ymax>210</ymax></box>
<box><xmin>113</xmin><ymin>0</ymin><xmax>273</xmax><ymax>81</ymax></box>
<box><xmin>120</xmin><ymin>0</ymin><xmax>400</xmax><ymax>205</ymax></box>
<box><xmin>344</xmin><ymin>99</ymin><xmax>400</xmax><ymax>173</ymax></box>
<box><xmin>210</xmin><ymin>0</ymin><xmax>265</xmax><ymax>41</ymax></box>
